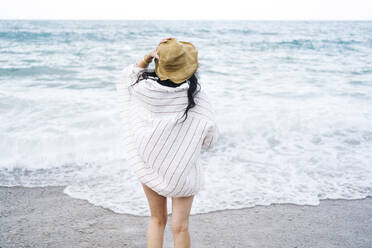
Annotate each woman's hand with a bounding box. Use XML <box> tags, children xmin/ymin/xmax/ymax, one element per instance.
<box><xmin>144</xmin><ymin>48</ymin><xmax>159</xmax><ymax>63</ymax></box>
<box><xmin>137</xmin><ymin>37</ymin><xmax>174</xmax><ymax>68</ymax></box>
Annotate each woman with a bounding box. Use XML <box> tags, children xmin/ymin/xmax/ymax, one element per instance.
<box><xmin>116</xmin><ymin>37</ymin><xmax>218</xmax><ymax>248</ymax></box>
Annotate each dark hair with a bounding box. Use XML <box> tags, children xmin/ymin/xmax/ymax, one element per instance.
<box><xmin>131</xmin><ymin>69</ymin><xmax>200</xmax><ymax>123</ymax></box>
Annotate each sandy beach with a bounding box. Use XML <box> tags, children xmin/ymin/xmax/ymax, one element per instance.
<box><xmin>2</xmin><ymin>19</ymin><xmax>372</xmax><ymax>247</ymax></box>
<box><xmin>0</xmin><ymin>186</ymin><xmax>371</xmax><ymax>248</ymax></box>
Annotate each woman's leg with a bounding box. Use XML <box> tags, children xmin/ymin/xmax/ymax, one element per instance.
<box><xmin>141</xmin><ymin>183</ymin><xmax>168</xmax><ymax>248</ymax></box>
<box><xmin>171</xmin><ymin>195</ymin><xmax>195</xmax><ymax>248</ymax></box>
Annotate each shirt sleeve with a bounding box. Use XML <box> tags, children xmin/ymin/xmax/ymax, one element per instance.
<box><xmin>202</xmin><ymin>121</ymin><xmax>218</xmax><ymax>150</ymax></box>
<box><xmin>115</xmin><ymin>62</ymin><xmax>146</xmax><ymax>135</ymax></box>
<box><xmin>197</xmin><ymin>89</ymin><xmax>218</xmax><ymax>151</ymax></box>
<box><xmin>117</xmin><ymin>62</ymin><xmax>146</xmax><ymax>90</ymax></box>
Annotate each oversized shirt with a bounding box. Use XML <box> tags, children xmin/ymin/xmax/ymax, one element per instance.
<box><xmin>115</xmin><ymin>63</ymin><xmax>218</xmax><ymax>197</ymax></box>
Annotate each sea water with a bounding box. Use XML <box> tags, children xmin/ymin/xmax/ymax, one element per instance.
<box><xmin>1</xmin><ymin>20</ymin><xmax>372</xmax><ymax>216</ymax></box>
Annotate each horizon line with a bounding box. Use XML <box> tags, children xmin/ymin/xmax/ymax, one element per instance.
<box><xmin>1</xmin><ymin>18</ymin><xmax>372</xmax><ymax>21</ymax></box>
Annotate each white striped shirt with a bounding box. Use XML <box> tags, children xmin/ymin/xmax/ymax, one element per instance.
<box><xmin>115</xmin><ymin>63</ymin><xmax>218</xmax><ymax>197</ymax></box>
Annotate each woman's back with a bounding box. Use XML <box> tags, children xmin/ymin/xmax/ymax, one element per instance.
<box><xmin>116</xmin><ymin>63</ymin><xmax>217</xmax><ymax>197</ymax></box>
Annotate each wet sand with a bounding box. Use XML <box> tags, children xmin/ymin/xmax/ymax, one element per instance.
<box><xmin>1</xmin><ymin>186</ymin><xmax>371</xmax><ymax>248</ymax></box>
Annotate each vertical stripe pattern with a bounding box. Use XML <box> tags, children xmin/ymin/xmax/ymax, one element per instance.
<box><xmin>115</xmin><ymin>63</ymin><xmax>218</xmax><ymax>197</ymax></box>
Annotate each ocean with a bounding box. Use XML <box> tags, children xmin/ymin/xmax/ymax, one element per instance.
<box><xmin>1</xmin><ymin>20</ymin><xmax>371</xmax><ymax>216</ymax></box>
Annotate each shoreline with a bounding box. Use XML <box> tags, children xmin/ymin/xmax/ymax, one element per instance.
<box><xmin>1</xmin><ymin>186</ymin><xmax>372</xmax><ymax>248</ymax></box>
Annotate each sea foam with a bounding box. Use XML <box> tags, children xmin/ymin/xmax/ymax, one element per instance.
<box><xmin>1</xmin><ymin>20</ymin><xmax>372</xmax><ymax>216</ymax></box>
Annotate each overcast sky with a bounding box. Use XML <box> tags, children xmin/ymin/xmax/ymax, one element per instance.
<box><xmin>1</xmin><ymin>0</ymin><xmax>371</xmax><ymax>20</ymax></box>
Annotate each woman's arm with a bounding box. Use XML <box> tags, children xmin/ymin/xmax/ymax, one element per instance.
<box><xmin>136</xmin><ymin>37</ymin><xmax>173</xmax><ymax>69</ymax></box>
<box><xmin>136</xmin><ymin>53</ymin><xmax>157</xmax><ymax>69</ymax></box>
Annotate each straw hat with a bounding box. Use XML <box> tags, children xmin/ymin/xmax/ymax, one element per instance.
<box><xmin>155</xmin><ymin>38</ymin><xmax>198</xmax><ymax>84</ymax></box>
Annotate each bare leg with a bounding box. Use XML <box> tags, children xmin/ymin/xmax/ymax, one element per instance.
<box><xmin>171</xmin><ymin>195</ymin><xmax>195</xmax><ymax>248</ymax></box>
<box><xmin>141</xmin><ymin>183</ymin><xmax>168</xmax><ymax>248</ymax></box>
